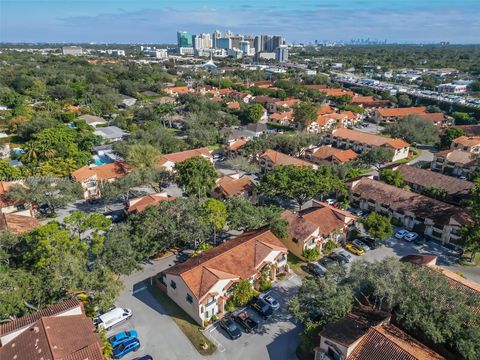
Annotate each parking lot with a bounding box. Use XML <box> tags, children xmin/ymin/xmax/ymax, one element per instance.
<box><xmin>203</xmin><ymin>273</ymin><xmax>302</xmax><ymax>360</ymax></box>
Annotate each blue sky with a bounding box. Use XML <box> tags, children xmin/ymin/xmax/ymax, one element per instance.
<box><xmin>1</xmin><ymin>0</ymin><xmax>479</xmax><ymax>43</ymax></box>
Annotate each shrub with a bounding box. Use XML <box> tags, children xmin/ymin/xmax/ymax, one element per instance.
<box><xmin>302</xmin><ymin>248</ymin><xmax>320</xmax><ymax>262</ymax></box>
<box><xmin>225</xmin><ymin>300</ymin><xmax>235</xmax><ymax>313</ymax></box>
<box><xmin>230</xmin><ymin>280</ymin><xmax>256</xmax><ymax>307</ymax></box>
<box><xmin>322</xmin><ymin>240</ymin><xmax>337</xmax><ymax>255</ymax></box>
<box><xmin>258</xmin><ymin>279</ymin><xmax>272</xmax><ymax>292</ymax></box>
<box><xmin>211</xmin><ymin>314</ymin><xmax>217</xmax><ymax>322</ymax></box>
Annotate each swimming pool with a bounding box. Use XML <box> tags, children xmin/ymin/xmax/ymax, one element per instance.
<box><xmin>92</xmin><ymin>155</ymin><xmax>114</xmax><ymax>166</ymax></box>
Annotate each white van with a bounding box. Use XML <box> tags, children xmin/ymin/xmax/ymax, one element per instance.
<box><xmin>94</xmin><ymin>307</ymin><xmax>132</xmax><ymax>330</ymax></box>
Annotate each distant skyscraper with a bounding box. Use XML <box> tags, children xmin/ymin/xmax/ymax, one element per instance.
<box><xmin>216</xmin><ymin>37</ymin><xmax>232</xmax><ymax>50</ymax></box>
<box><xmin>230</xmin><ymin>35</ymin><xmax>243</xmax><ymax>49</ymax></box>
<box><xmin>225</xmin><ymin>30</ymin><xmax>233</xmax><ymax>38</ymax></box>
<box><xmin>275</xmin><ymin>45</ymin><xmax>288</xmax><ymax>62</ymax></box>
<box><xmin>177</xmin><ymin>31</ymin><xmax>193</xmax><ymax>48</ymax></box>
<box><xmin>194</xmin><ymin>33</ymin><xmax>212</xmax><ymax>50</ymax></box>
<box><xmin>254</xmin><ymin>36</ymin><xmax>263</xmax><ymax>53</ymax></box>
<box><xmin>239</xmin><ymin>41</ymin><xmax>250</xmax><ymax>55</ymax></box>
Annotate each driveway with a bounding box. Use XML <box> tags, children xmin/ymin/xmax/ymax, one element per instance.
<box><xmin>110</xmin><ymin>256</ymin><xmax>303</xmax><ymax>360</ymax></box>
<box><xmin>204</xmin><ymin>274</ymin><xmax>302</xmax><ymax>360</ymax></box>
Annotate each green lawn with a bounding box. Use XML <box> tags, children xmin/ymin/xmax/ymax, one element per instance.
<box><xmin>287</xmin><ymin>253</ymin><xmax>308</xmax><ymax>277</ymax></box>
<box><xmin>148</xmin><ymin>285</ymin><xmax>216</xmax><ymax>356</ymax></box>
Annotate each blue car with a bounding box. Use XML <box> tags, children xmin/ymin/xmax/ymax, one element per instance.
<box><xmin>113</xmin><ymin>338</ymin><xmax>140</xmax><ymax>359</ymax></box>
<box><xmin>108</xmin><ymin>330</ymin><xmax>138</xmax><ymax>348</ymax></box>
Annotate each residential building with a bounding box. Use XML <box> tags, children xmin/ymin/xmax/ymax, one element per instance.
<box><xmin>269</xmin><ymin>111</ymin><xmax>294</xmax><ymax>126</ymax></box>
<box><xmin>0</xmin><ymin>298</ymin><xmax>104</xmax><ymax>360</ymax></box>
<box><xmin>259</xmin><ymin>149</ymin><xmax>317</xmax><ymax>171</ymax></box>
<box><xmin>127</xmin><ymin>192</ymin><xmax>175</xmax><ymax>214</ymax></box>
<box><xmin>272</xmin><ymin>98</ymin><xmax>301</xmax><ymax>112</ymax></box>
<box><xmin>0</xmin><ymin>211</ymin><xmax>39</xmax><ymax>234</ymax></box>
<box><xmin>94</xmin><ymin>126</ymin><xmax>128</xmax><ymax>142</ymax></box>
<box><xmin>325</xmin><ymin>128</ymin><xmax>410</xmax><ymax>162</ymax></box>
<box><xmin>394</xmin><ymin>164</ymin><xmax>473</xmax><ymax>204</ymax></box>
<box><xmin>315</xmin><ymin>307</ymin><xmax>444</xmax><ymax>360</ymax></box>
<box><xmin>118</xmin><ymin>95</ymin><xmax>137</xmax><ymax>108</ymax></box>
<box><xmin>158</xmin><ymin>228</ymin><xmax>288</xmax><ymax>325</ymax></box>
<box><xmin>431</xmin><ymin>149</ymin><xmax>477</xmax><ymax>177</ymax></box>
<box><xmin>226</xmin><ymin>101</ymin><xmax>240</xmax><ymax>110</ymax></box>
<box><xmin>282</xmin><ymin>201</ymin><xmax>357</xmax><ymax>259</ymax></box>
<box><xmin>163</xmin><ymin>86</ymin><xmax>191</xmax><ymax>96</ymax></box>
<box><xmin>157</xmin><ymin>147</ymin><xmax>213</xmax><ymax>172</ymax></box>
<box><xmin>275</xmin><ymin>45</ymin><xmax>288</xmax><ymax>62</ymax></box>
<box><xmin>71</xmin><ymin>161</ymin><xmax>130</xmax><ymax>199</ymax></box>
<box><xmin>106</xmin><ymin>49</ymin><xmax>126</xmax><ymax>56</ymax></box>
<box><xmin>78</xmin><ymin>114</ymin><xmax>108</xmax><ymax>128</ymax></box>
<box><xmin>0</xmin><ymin>181</ymin><xmax>29</xmax><ymax>214</ymax></box>
<box><xmin>216</xmin><ymin>37</ymin><xmax>232</xmax><ymax>50</ymax></box>
<box><xmin>417</xmin><ymin>112</ymin><xmax>453</xmax><ymax>127</ymax></box>
<box><xmin>349</xmin><ymin>177</ymin><xmax>471</xmax><ymax>243</ymax></box>
<box><xmin>351</xmin><ymin>96</ymin><xmax>390</xmax><ymax>108</ymax></box>
<box><xmin>320</xmin><ymin>88</ymin><xmax>355</xmax><ymax>97</ymax></box>
<box><xmin>62</xmin><ymin>46</ymin><xmax>83</xmax><ymax>56</ymax></box>
<box><xmin>436</xmin><ymin>83</ymin><xmax>468</xmax><ymax>94</ymax></box>
<box><xmin>451</xmin><ymin>136</ymin><xmax>480</xmax><ymax>153</ymax></box>
<box><xmin>258</xmin><ymin>52</ymin><xmax>276</xmax><ymax>60</ymax></box>
<box><xmin>177</xmin><ymin>31</ymin><xmax>193</xmax><ymax>47</ymax></box>
<box><xmin>213</xmin><ymin>174</ymin><xmax>255</xmax><ymax>199</ymax></box>
<box><xmin>374</xmin><ymin>107</ymin><xmax>427</xmax><ymax>122</ymax></box>
<box><xmin>225</xmin><ymin>139</ymin><xmax>247</xmax><ymax>155</ymax></box>
<box><xmin>306</xmin><ymin>146</ymin><xmax>358</xmax><ymax>165</ymax></box>
<box><xmin>456</xmin><ymin>124</ymin><xmax>480</xmax><ymax>137</ymax></box>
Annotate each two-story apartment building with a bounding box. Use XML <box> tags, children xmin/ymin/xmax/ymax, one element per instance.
<box><xmin>281</xmin><ymin>201</ymin><xmax>357</xmax><ymax>259</ymax></box>
<box><xmin>158</xmin><ymin>229</ymin><xmax>288</xmax><ymax>326</ymax></box>
<box><xmin>374</xmin><ymin>107</ymin><xmax>427</xmax><ymax>122</ymax></box>
<box><xmin>306</xmin><ymin>146</ymin><xmax>358</xmax><ymax>165</ymax></box>
<box><xmin>325</xmin><ymin>128</ymin><xmax>410</xmax><ymax>162</ymax></box>
<box><xmin>259</xmin><ymin>149</ymin><xmax>318</xmax><ymax>171</ymax></box>
<box><xmin>451</xmin><ymin>136</ymin><xmax>480</xmax><ymax>153</ymax></box>
<box><xmin>71</xmin><ymin>161</ymin><xmax>130</xmax><ymax>199</ymax></box>
<box><xmin>349</xmin><ymin>177</ymin><xmax>472</xmax><ymax>243</ymax></box>
<box><xmin>431</xmin><ymin>150</ymin><xmax>477</xmax><ymax>177</ymax></box>
<box><xmin>157</xmin><ymin>147</ymin><xmax>213</xmax><ymax>172</ymax></box>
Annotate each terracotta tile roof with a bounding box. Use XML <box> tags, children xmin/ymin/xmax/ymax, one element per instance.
<box><xmin>305</xmin><ymin>84</ymin><xmax>328</xmax><ymax>90</ymax></box>
<box><xmin>400</xmin><ymin>254</ymin><xmax>438</xmax><ymax>266</ymax></box>
<box><xmin>226</xmin><ymin>101</ymin><xmax>240</xmax><ymax>110</ymax></box>
<box><xmin>158</xmin><ymin>147</ymin><xmax>212</xmax><ymax>166</ymax></box>
<box><xmin>274</xmin><ymin>98</ymin><xmax>301</xmax><ymax>108</ymax></box>
<box><xmin>315</xmin><ymin>114</ymin><xmax>338</xmax><ymax>127</ymax></box>
<box><xmin>333</xmin><ymin>149</ymin><xmax>358</xmax><ymax>163</ymax></box>
<box><xmin>351</xmin><ymin>178</ymin><xmax>472</xmax><ymax>226</ymax></box>
<box><xmin>269</xmin><ymin>111</ymin><xmax>294</xmax><ymax>122</ymax></box>
<box><xmin>216</xmin><ymin>176</ymin><xmax>254</xmax><ymax>197</ymax></box>
<box><xmin>456</xmin><ymin>125</ymin><xmax>480</xmax><ymax>137</ymax></box>
<box><xmin>417</xmin><ymin>112</ymin><xmax>446</xmax><ymax>123</ymax></box>
<box><xmin>452</xmin><ymin>136</ymin><xmax>480</xmax><ymax>148</ymax></box>
<box><xmin>260</xmin><ymin>149</ymin><xmax>316</xmax><ymax>168</ymax></box>
<box><xmin>0</xmin><ymin>298</ymin><xmax>81</xmax><ymax>336</ymax></box>
<box><xmin>302</xmin><ymin>206</ymin><xmax>352</xmax><ymax>237</ymax></box>
<box><xmin>351</xmin><ymin>96</ymin><xmax>375</xmax><ymax>103</ymax></box>
<box><xmin>251</xmin><ymin>81</ymin><xmax>273</xmax><ymax>88</ymax></box>
<box><xmin>312</xmin><ymin>146</ymin><xmax>341</xmax><ymax>160</ymax></box>
<box><xmin>311</xmin><ymin>146</ymin><xmax>357</xmax><ymax>164</ymax></box>
<box><xmin>320</xmin><ymin>306</ymin><xmax>390</xmax><ymax>346</ymax></box>
<box><xmin>0</xmin><ymin>315</ymin><xmax>104</xmax><ymax>360</ymax></box>
<box><xmin>282</xmin><ymin>210</ymin><xmax>319</xmax><ymax>243</ymax></box>
<box><xmin>127</xmin><ymin>193</ymin><xmax>175</xmax><ymax>213</ymax></box>
<box><xmin>165</xmin><ymin>86</ymin><xmax>190</xmax><ymax>94</ymax></box>
<box><xmin>377</xmin><ymin>107</ymin><xmax>427</xmax><ymax>118</ymax></box>
<box><xmin>0</xmin><ymin>212</ymin><xmax>39</xmax><ymax>234</ymax></box>
<box><xmin>209</xmin><ymin>97</ymin><xmax>223</xmax><ymax>102</ymax></box>
<box><xmin>71</xmin><ymin>162</ymin><xmax>129</xmax><ymax>182</ymax></box>
<box><xmin>348</xmin><ymin>323</ymin><xmax>445</xmax><ymax>360</ymax></box>
<box><xmin>396</xmin><ymin>164</ymin><xmax>473</xmax><ymax>196</ymax></box>
<box><xmin>317</xmin><ymin>105</ymin><xmax>334</xmax><ymax>115</ymax></box>
<box><xmin>163</xmin><ymin>228</ymin><xmax>287</xmax><ymax>301</ymax></box>
<box><xmin>339</xmin><ymin>110</ymin><xmax>356</xmax><ymax>120</ymax></box>
<box><xmin>227</xmin><ymin>139</ymin><xmax>247</xmax><ymax>151</ymax></box>
<box><xmin>321</xmin><ymin>88</ymin><xmax>355</xmax><ymax>97</ymax></box>
<box><xmin>331</xmin><ymin>128</ymin><xmax>410</xmax><ymax>149</ymax></box>
<box><xmin>252</xmin><ymin>96</ymin><xmax>278</xmax><ymax>104</ymax></box>
<box><xmin>429</xmin><ymin>265</ymin><xmax>480</xmax><ymax>293</ymax></box>
<box><xmin>435</xmin><ymin>149</ymin><xmax>476</xmax><ymax>165</ymax></box>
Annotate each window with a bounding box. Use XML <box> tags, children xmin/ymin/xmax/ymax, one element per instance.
<box><xmin>170</xmin><ymin>280</ymin><xmax>176</xmax><ymax>289</ymax></box>
<box><xmin>186</xmin><ymin>294</ymin><xmax>193</xmax><ymax>304</ymax></box>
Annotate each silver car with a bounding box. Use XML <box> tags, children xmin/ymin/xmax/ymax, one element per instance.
<box><xmin>352</xmin><ymin>239</ymin><xmax>370</xmax><ymax>252</ymax></box>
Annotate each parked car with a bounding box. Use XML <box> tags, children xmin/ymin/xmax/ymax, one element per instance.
<box><xmin>319</xmin><ymin>257</ymin><xmax>337</xmax><ymax>268</ymax></box>
<box><xmin>235</xmin><ymin>311</ymin><xmax>258</xmax><ymax>333</ymax></box>
<box><xmin>403</xmin><ymin>232</ymin><xmax>419</xmax><ymax>242</ymax></box>
<box><xmin>108</xmin><ymin>330</ymin><xmax>138</xmax><ymax>348</ymax></box>
<box><xmin>352</xmin><ymin>239</ymin><xmax>370</xmax><ymax>252</ymax></box>
<box><xmin>394</xmin><ymin>229</ymin><xmax>409</xmax><ymax>239</ymax></box>
<box><xmin>306</xmin><ymin>262</ymin><xmax>327</xmax><ymax>277</ymax></box>
<box><xmin>413</xmin><ymin>237</ymin><xmax>426</xmax><ymax>246</ymax></box>
<box><xmin>94</xmin><ymin>307</ymin><xmax>132</xmax><ymax>331</ymax></box>
<box><xmin>261</xmin><ymin>294</ymin><xmax>280</xmax><ymax>311</ymax></box>
<box><xmin>326</xmin><ymin>198</ymin><xmax>337</xmax><ymax>206</ymax></box>
<box><xmin>336</xmin><ymin>249</ymin><xmax>353</xmax><ymax>263</ymax></box>
<box><xmin>219</xmin><ymin>317</ymin><xmax>242</xmax><ymax>340</ymax></box>
<box><xmin>360</xmin><ymin>237</ymin><xmax>378</xmax><ymax>249</ymax></box>
<box><xmin>113</xmin><ymin>338</ymin><xmax>140</xmax><ymax>359</ymax></box>
<box><xmin>250</xmin><ymin>297</ymin><xmax>274</xmax><ymax>319</ymax></box>
<box><xmin>328</xmin><ymin>253</ymin><xmax>348</xmax><ymax>265</ymax></box>
<box><xmin>345</xmin><ymin>243</ymin><xmax>366</xmax><ymax>256</ymax></box>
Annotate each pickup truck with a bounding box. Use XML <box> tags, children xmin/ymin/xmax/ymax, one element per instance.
<box><xmin>235</xmin><ymin>311</ymin><xmax>258</xmax><ymax>333</ymax></box>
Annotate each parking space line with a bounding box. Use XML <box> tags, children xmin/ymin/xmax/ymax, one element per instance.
<box><xmin>132</xmin><ymin>286</ymin><xmax>147</xmax><ymax>295</ymax></box>
<box><xmin>204</xmin><ymin>325</ymin><xmax>226</xmax><ymax>353</ymax></box>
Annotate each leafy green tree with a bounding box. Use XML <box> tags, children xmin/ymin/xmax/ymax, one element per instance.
<box><xmin>362</xmin><ymin>212</ymin><xmax>393</xmax><ymax>240</ymax></box>
<box><xmin>223</xmin><ymin>156</ymin><xmax>261</xmax><ymax>174</ymax></box>
<box><xmin>420</xmin><ymin>186</ymin><xmax>448</xmax><ymax>201</ymax></box>
<box><xmin>293</xmin><ymin>102</ymin><xmax>318</xmax><ymax>129</ymax></box>
<box><xmin>246</xmin><ymin>103</ymin><xmax>265</xmax><ymax>123</ymax></box>
<box><xmin>0</xmin><ymin>160</ymin><xmax>22</xmax><ymax>180</ymax></box>
<box><xmin>439</xmin><ymin>127</ymin><xmax>465</xmax><ymax>149</ymax></box>
<box><xmin>175</xmin><ymin>157</ymin><xmax>218</xmax><ymax>198</ymax></box>
<box><xmin>100</xmin><ymin>224</ymin><xmax>140</xmax><ymax>275</ymax></box>
<box><xmin>332</xmin><ymin>94</ymin><xmax>352</xmax><ymax>106</ymax></box>
<box><xmin>64</xmin><ymin>212</ymin><xmax>112</xmax><ymax>255</ymax></box>
<box><xmin>230</xmin><ymin>280</ymin><xmax>257</xmax><ymax>307</ymax></box>
<box><xmin>126</xmin><ymin>144</ymin><xmax>161</xmax><ymax>169</ymax></box>
<box><xmin>461</xmin><ymin>179</ymin><xmax>480</xmax><ymax>262</ymax></box>
<box><xmin>397</xmin><ymin>94</ymin><xmax>412</xmax><ymax>107</ymax></box>
<box><xmin>258</xmin><ymin>165</ymin><xmax>345</xmax><ymax>209</ymax></box>
<box><xmin>6</xmin><ymin>177</ymin><xmax>82</xmax><ymax>216</ymax></box>
<box><xmin>379</xmin><ymin>169</ymin><xmax>404</xmax><ymax>187</ymax></box>
<box><xmin>452</xmin><ymin>112</ymin><xmax>475</xmax><ymax>125</ymax></box>
<box><xmin>226</xmin><ymin>197</ymin><xmax>282</xmax><ymax>231</ymax></box>
<box><xmin>386</xmin><ymin>115</ymin><xmax>439</xmax><ymax>145</ymax></box>
<box><xmin>358</xmin><ymin>147</ymin><xmax>394</xmax><ymax>170</ymax></box>
<box><xmin>200</xmin><ymin>198</ymin><xmax>227</xmax><ymax>245</ymax></box>
<box><xmin>302</xmin><ymin>248</ymin><xmax>320</xmax><ymax>262</ymax></box>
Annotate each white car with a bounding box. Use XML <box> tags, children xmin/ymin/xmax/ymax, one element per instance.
<box><xmin>352</xmin><ymin>239</ymin><xmax>370</xmax><ymax>252</ymax></box>
<box><xmin>394</xmin><ymin>229</ymin><xmax>409</xmax><ymax>239</ymax></box>
<box><xmin>403</xmin><ymin>232</ymin><xmax>419</xmax><ymax>242</ymax></box>
<box><xmin>336</xmin><ymin>249</ymin><xmax>353</xmax><ymax>263</ymax></box>
<box><xmin>94</xmin><ymin>307</ymin><xmax>132</xmax><ymax>331</ymax></box>
<box><xmin>261</xmin><ymin>294</ymin><xmax>280</xmax><ymax>310</ymax></box>
<box><xmin>326</xmin><ymin>199</ymin><xmax>337</xmax><ymax>205</ymax></box>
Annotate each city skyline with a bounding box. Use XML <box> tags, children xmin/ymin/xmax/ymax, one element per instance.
<box><xmin>1</xmin><ymin>0</ymin><xmax>480</xmax><ymax>44</ymax></box>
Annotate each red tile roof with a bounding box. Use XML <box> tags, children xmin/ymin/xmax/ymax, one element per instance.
<box><xmin>452</xmin><ymin>136</ymin><xmax>480</xmax><ymax>148</ymax></box>
<box><xmin>165</xmin><ymin>86</ymin><xmax>190</xmax><ymax>94</ymax></box>
<box><xmin>260</xmin><ymin>149</ymin><xmax>316</xmax><ymax>168</ymax></box>
<box><xmin>226</xmin><ymin>101</ymin><xmax>241</xmax><ymax>110</ymax></box>
<box><xmin>317</xmin><ymin>105</ymin><xmax>334</xmax><ymax>115</ymax></box>
<box><xmin>71</xmin><ymin>162</ymin><xmax>129</xmax><ymax>182</ymax></box>
<box><xmin>0</xmin><ymin>298</ymin><xmax>81</xmax><ymax>336</ymax></box>
<box><xmin>164</xmin><ymin>229</ymin><xmax>287</xmax><ymax>301</ymax></box>
<box><xmin>347</xmin><ymin>323</ymin><xmax>445</xmax><ymax>360</ymax></box>
<box><xmin>321</xmin><ymin>88</ymin><xmax>355</xmax><ymax>97</ymax></box>
<box><xmin>377</xmin><ymin>107</ymin><xmax>427</xmax><ymax>118</ymax></box>
<box><xmin>331</xmin><ymin>128</ymin><xmax>410</xmax><ymax>149</ymax></box>
<box><xmin>127</xmin><ymin>193</ymin><xmax>175</xmax><ymax>213</ymax></box>
<box><xmin>216</xmin><ymin>175</ymin><xmax>254</xmax><ymax>197</ymax></box>
<box><xmin>417</xmin><ymin>112</ymin><xmax>446</xmax><ymax>123</ymax></box>
<box><xmin>0</xmin><ymin>212</ymin><xmax>40</xmax><ymax>234</ymax></box>
<box><xmin>158</xmin><ymin>147</ymin><xmax>212</xmax><ymax>166</ymax></box>
<box><xmin>456</xmin><ymin>125</ymin><xmax>480</xmax><ymax>136</ymax></box>
<box><xmin>269</xmin><ymin>111</ymin><xmax>294</xmax><ymax>122</ymax></box>
<box><xmin>227</xmin><ymin>139</ymin><xmax>247</xmax><ymax>151</ymax></box>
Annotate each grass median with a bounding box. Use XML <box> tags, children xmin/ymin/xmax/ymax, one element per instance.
<box><xmin>148</xmin><ymin>285</ymin><xmax>216</xmax><ymax>356</ymax></box>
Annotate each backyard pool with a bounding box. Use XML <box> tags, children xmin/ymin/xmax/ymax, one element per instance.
<box><xmin>92</xmin><ymin>154</ymin><xmax>114</xmax><ymax>166</ymax></box>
